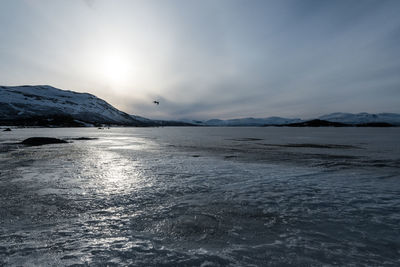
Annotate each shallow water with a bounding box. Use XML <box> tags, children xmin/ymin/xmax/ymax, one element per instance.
<box><xmin>0</xmin><ymin>127</ymin><xmax>399</xmax><ymax>266</ymax></box>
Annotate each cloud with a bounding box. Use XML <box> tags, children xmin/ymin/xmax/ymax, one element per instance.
<box><xmin>1</xmin><ymin>0</ymin><xmax>400</xmax><ymax>119</ymax></box>
<box><xmin>82</xmin><ymin>0</ymin><xmax>95</xmax><ymax>9</ymax></box>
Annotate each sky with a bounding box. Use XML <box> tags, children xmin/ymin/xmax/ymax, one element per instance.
<box><xmin>0</xmin><ymin>0</ymin><xmax>399</xmax><ymax>120</ymax></box>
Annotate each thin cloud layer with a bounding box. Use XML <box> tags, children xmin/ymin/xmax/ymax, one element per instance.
<box><xmin>0</xmin><ymin>0</ymin><xmax>399</xmax><ymax>119</ymax></box>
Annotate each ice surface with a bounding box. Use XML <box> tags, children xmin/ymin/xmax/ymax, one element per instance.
<box><xmin>0</xmin><ymin>127</ymin><xmax>399</xmax><ymax>266</ymax></box>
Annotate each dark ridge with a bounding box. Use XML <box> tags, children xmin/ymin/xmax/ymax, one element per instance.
<box><xmin>155</xmin><ymin>121</ymin><xmax>196</xmax><ymax>126</ymax></box>
<box><xmin>273</xmin><ymin>119</ymin><xmax>398</xmax><ymax>127</ymax></box>
<box><xmin>0</xmin><ymin>115</ymin><xmax>86</xmax><ymax>127</ymax></box>
<box><xmin>355</xmin><ymin>122</ymin><xmax>395</xmax><ymax>127</ymax></box>
<box><xmin>21</xmin><ymin>137</ymin><xmax>68</xmax><ymax>146</ymax></box>
<box><xmin>283</xmin><ymin>119</ymin><xmax>348</xmax><ymax>127</ymax></box>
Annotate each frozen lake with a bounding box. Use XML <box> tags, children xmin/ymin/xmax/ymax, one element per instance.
<box><xmin>1</xmin><ymin>127</ymin><xmax>399</xmax><ymax>266</ymax></box>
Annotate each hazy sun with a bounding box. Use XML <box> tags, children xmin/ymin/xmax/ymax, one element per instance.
<box><xmin>102</xmin><ymin>52</ymin><xmax>132</xmax><ymax>86</ymax></box>
<box><xmin>87</xmin><ymin>41</ymin><xmax>149</xmax><ymax>91</ymax></box>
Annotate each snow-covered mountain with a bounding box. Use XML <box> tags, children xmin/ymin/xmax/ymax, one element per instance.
<box><xmin>0</xmin><ymin>85</ymin><xmax>151</xmax><ymax>126</ymax></box>
<box><xmin>319</xmin><ymin>112</ymin><xmax>400</xmax><ymax>126</ymax></box>
<box><xmin>1</xmin><ymin>85</ymin><xmax>399</xmax><ymax>127</ymax></box>
<box><xmin>181</xmin><ymin>113</ymin><xmax>400</xmax><ymax>126</ymax></box>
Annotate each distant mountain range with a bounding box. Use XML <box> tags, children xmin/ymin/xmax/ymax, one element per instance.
<box><xmin>1</xmin><ymin>85</ymin><xmax>399</xmax><ymax>127</ymax></box>
<box><xmin>188</xmin><ymin>113</ymin><xmax>400</xmax><ymax>127</ymax></box>
<box><xmin>318</xmin><ymin>112</ymin><xmax>400</xmax><ymax>125</ymax></box>
<box><xmin>185</xmin><ymin>117</ymin><xmax>303</xmax><ymax>126</ymax></box>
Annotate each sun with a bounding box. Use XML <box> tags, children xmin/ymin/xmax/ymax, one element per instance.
<box><xmin>102</xmin><ymin>52</ymin><xmax>132</xmax><ymax>86</ymax></box>
<box><xmin>87</xmin><ymin>41</ymin><xmax>145</xmax><ymax>90</ymax></box>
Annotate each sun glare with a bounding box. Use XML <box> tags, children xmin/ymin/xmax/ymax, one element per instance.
<box><xmin>87</xmin><ymin>41</ymin><xmax>151</xmax><ymax>92</ymax></box>
<box><xmin>102</xmin><ymin>52</ymin><xmax>132</xmax><ymax>86</ymax></box>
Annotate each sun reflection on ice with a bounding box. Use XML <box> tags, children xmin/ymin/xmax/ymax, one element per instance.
<box><xmin>83</xmin><ymin>149</ymin><xmax>140</xmax><ymax>195</ymax></box>
<box><xmin>75</xmin><ymin>137</ymin><xmax>157</xmax><ymax>196</ymax></box>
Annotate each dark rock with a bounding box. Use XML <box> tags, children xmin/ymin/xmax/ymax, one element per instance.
<box><xmin>3</xmin><ymin>128</ymin><xmax>11</xmax><ymax>132</ymax></box>
<box><xmin>21</xmin><ymin>137</ymin><xmax>68</xmax><ymax>146</ymax></box>
<box><xmin>70</xmin><ymin>137</ymin><xmax>98</xmax><ymax>140</ymax></box>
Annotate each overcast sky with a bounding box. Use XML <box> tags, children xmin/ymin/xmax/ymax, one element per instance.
<box><xmin>1</xmin><ymin>0</ymin><xmax>399</xmax><ymax>119</ymax></box>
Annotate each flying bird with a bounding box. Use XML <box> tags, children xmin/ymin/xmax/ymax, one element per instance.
<box><xmin>153</xmin><ymin>101</ymin><xmax>159</xmax><ymax>105</ymax></box>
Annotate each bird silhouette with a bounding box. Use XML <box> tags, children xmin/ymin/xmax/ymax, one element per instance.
<box><xmin>153</xmin><ymin>101</ymin><xmax>159</xmax><ymax>105</ymax></box>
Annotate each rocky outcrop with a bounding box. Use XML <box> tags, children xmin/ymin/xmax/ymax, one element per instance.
<box><xmin>21</xmin><ymin>137</ymin><xmax>68</xmax><ymax>146</ymax></box>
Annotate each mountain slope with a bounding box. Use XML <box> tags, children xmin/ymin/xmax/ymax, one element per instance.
<box><xmin>0</xmin><ymin>85</ymin><xmax>151</xmax><ymax>126</ymax></box>
<box><xmin>319</xmin><ymin>112</ymin><xmax>400</xmax><ymax>125</ymax></box>
<box><xmin>130</xmin><ymin>115</ymin><xmax>195</xmax><ymax>126</ymax></box>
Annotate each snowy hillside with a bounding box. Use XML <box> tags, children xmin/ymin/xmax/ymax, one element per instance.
<box><xmin>319</xmin><ymin>113</ymin><xmax>400</xmax><ymax>125</ymax></box>
<box><xmin>0</xmin><ymin>85</ymin><xmax>150</xmax><ymax>126</ymax></box>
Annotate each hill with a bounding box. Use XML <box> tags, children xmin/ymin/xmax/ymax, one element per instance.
<box><xmin>0</xmin><ymin>85</ymin><xmax>153</xmax><ymax>126</ymax></box>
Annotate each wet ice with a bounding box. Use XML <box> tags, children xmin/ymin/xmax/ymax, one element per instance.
<box><xmin>0</xmin><ymin>127</ymin><xmax>399</xmax><ymax>266</ymax></box>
